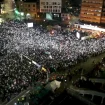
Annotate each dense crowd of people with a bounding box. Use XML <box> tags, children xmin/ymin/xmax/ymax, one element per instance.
<box><xmin>0</xmin><ymin>19</ymin><xmax>105</xmax><ymax>102</ymax></box>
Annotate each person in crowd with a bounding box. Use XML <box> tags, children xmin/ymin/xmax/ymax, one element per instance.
<box><xmin>0</xmin><ymin>19</ymin><xmax>105</xmax><ymax>102</ymax></box>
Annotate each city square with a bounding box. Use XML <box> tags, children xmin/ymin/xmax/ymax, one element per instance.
<box><xmin>0</xmin><ymin>0</ymin><xmax>105</xmax><ymax>105</ymax></box>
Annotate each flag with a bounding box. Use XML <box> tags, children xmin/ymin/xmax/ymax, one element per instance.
<box><xmin>41</xmin><ymin>67</ymin><xmax>47</xmax><ymax>72</ymax></box>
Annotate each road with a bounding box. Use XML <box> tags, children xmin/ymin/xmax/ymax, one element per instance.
<box><xmin>69</xmin><ymin>85</ymin><xmax>105</xmax><ymax>98</ymax></box>
<box><xmin>1</xmin><ymin>87</ymin><xmax>31</xmax><ymax>105</ymax></box>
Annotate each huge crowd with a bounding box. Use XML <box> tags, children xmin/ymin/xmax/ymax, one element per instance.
<box><xmin>0</xmin><ymin>19</ymin><xmax>105</xmax><ymax>102</ymax></box>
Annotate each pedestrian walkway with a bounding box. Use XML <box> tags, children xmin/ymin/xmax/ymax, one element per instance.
<box><xmin>67</xmin><ymin>88</ymin><xmax>96</xmax><ymax>105</ymax></box>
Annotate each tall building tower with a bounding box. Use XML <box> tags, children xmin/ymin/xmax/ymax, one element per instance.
<box><xmin>16</xmin><ymin>0</ymin><xmax>37</xmax><ymax>19</ymax></box>
<box><xmin>80</xmin><ymin>0</ymin><xmax>104</xmax><ymax>23</ymax></box>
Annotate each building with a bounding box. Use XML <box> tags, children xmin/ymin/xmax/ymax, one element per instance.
<box><xmin>16</xmin><ymin>0</ymin><xmax>37</xmax><ymax>19</ymax></box>
<box><xmin>101</xmin><ymin>0</ymin><xmax>105</xmax><ymax>24</ymax></box>
<box><xmin>80</xmin><ymin>0</ymin><xmax>105</xmax><ymax>24</ymax></box>
<box><xmin>61</xmin><ymin>13</ymin><xmax>71</xmax><ymax>21</ymax></box>
<box><xmin>16</xmin><ymin>0</ymin><xmax>71</xmax><ymax>21</ymax></box>
<box><xmin>40</xmin><ymin>0</ymin><xmax>62</xmax><ymax>20</ymax></box>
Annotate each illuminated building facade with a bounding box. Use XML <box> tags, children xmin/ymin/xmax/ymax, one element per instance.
<box><xmin>16</xmin><ymin>0</ymin><xmax>37</xmax><ymax>19</ymax></box>
<box><xmin>16</xmin><ymin>0</ymin><xmax>71</xmax><ymax>20</ymax></box>
<box><xmin>80</xmin><ymin>0</ymin><xmax>105</xmax><ymax>24</ymax></box>
<box><xmin>40</xmin><ymin>0</ymin><xmax>61</xmax><ymax>13</ymax></box>
<box><xmin>40</xmin><ymin>0</ymin><xmax>62</xmax><ymax>20</ymax></box>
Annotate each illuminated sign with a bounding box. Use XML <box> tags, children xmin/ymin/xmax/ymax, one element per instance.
<box><xmin>80</xmin><ymin>24</ymin><xmax>105</xmax><ymax>32</ymax></box>
<box><xmin>27</xmin><ymin>23</ymin><xmax>33</xmax><ymax>27</ymax></box>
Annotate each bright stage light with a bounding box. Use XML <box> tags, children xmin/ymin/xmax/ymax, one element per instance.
<box><xmin>80</xmin><ymin>24</ymin><xmax>105</xmax><ymax>32</ymax></box>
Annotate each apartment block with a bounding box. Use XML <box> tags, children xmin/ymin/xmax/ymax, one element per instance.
<box><xmin>80</xmin><ymin>0</ymin><xmax>104</xmax><ymax>23</ymax></box>
<box><xmin>40</xmin><ymin>0</ymin><xmax>62</xmax><ymax>13</ymax></box>
<box><xmin>16</xmin><ymin>0</ymin><xmax>37</xmax><ymax>18</ymax></box>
